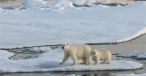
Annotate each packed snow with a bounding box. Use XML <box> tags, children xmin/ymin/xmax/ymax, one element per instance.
<box><xmin>63</xmin><ymin>73</ymin><xmax>146</xmax><ymax>76</ymax></box>
<box><xmin>0</xmin><ymin>49</ymin><xmax>143</xmax><ymax>73</ymax></box>
<box><xmin>117</xmin><ymin>51</ymin><xmax>146</xmax><ymax>59</ymax></box>
<box><xmin>136</xmin><ymin>53</ymin><xmax>146</xmax><ymax>59</ymax></box>
<box><xmin>0</xmin><ymin>2</ymin><xmax>145</xmax><ymax>48</ymax></box>
<box><xmin>28</xmin><ymin>46</ymin><xmax>52</xmax><ymax>52</ymax></box>
<box><xmin>112</xmin><ymin>73</ymin><xmax>146</xmax><ymax>76</ymax></box>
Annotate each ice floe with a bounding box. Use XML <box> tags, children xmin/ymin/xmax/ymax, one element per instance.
<box><xmin>117</xmin><ymin>51</ymin><xmax>146</xmax><ymax>59</ymax></box>
<box><xmin>0</xmin><ymin>49</ymin><xmax>143</xmax><ymax>73</ymax></box>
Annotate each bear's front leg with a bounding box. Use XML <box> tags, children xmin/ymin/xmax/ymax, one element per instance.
<box><xmin>60</xmin><ymin>54</ymin><xmax>69</xmax><ymax>65</ymax></box>
<box><xmin>88</xmin><ymin>57</ymin><xmax>93</xmax><ymax>65</ymax></box>
<box><xmin>84</xmin><ymin>56</ymin><xmax>92</xmax><ymax>65</ymax></box>
<box><xmin>95</xmin><ymin>57</ymin><xmax>100</xmax><ymax>64</ymax></box>
<box><xmin>71</xmin><ymin>53</ymin><xmax>77</xmax><ymax>65</ymax></box>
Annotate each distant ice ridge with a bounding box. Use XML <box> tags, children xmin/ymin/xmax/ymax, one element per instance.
<box><xmin>0</xmin><ymin>8</ymin><xmax>4</xmax><ymax>13</ymax></box>
<box><xmin>71</xmin><ymin>0</ymin><xmax>111</xmax><ymax>6</ymax></box>
<box><xmin>22</xmin><ymin>0</ymin><xmax>51</xmax><ymax>8</ymax></box>
<box><xmin>55</xmin><ymin>0</ymin><xmax>74</xmax><ymax>10</ymax></box>
<box><xmin>117</xmin><ymin>26</ymin><xmax>146</xmax><ymax>42</ymax></box>
<box><xmin>22</xmin><ymin>0</ymin><xmax>112</xmax><ymax>9</ymax></box>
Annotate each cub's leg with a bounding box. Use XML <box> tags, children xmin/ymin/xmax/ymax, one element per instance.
<box><xmin>84</xmin><ymin>56</ymin><xmax>92</xmax><ymax>65</ymax></box>
<box><xmin>102</xmin><ymin>58</ymin><xmax>107</xmax><ymax>64</ymax></box>
<box><xmin>87</xmin><ymin>57</ymin><xmax>92</xmax><ymax>65</ymax></box>
<box><xmin>95</xmin><ymin>56</ymin><xmax>100</xmax><ymax>64</ymax></box>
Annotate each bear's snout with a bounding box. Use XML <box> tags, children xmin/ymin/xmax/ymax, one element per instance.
<box><xmin>62</xmin><ymin>46</ymin><xmax>64</xmax><ymax>49</ymax></box>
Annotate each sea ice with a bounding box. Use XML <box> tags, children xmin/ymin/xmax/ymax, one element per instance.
<box><xmin>0</xmin><ymin>49</ymin><xmax>143</xmax><ymax>73</ymax></box>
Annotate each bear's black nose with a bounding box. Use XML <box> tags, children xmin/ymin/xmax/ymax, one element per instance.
<box><xmin>62</xmin><ymin>46</ymin><xmax>64</xmax><ymax>49</ymax></box>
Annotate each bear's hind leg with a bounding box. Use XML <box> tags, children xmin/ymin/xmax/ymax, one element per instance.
<box><xmin>106</xmin><ymin>51</ymin><xmax>112</xmax><ymax>64</ymax></box>
<box><xmin>85</xmin><ymin>56</ymin><xmax>92</xmax><ymax>65</ymax></box>
<box><xmin>107</xmin><ymin>57</ymin><xmax>112</xmax><ymax>64</ymax></box>
<box><xmin>80</xmin><ymin>58</ymin><xmax>86</xmax><ymax>64</ymax></box>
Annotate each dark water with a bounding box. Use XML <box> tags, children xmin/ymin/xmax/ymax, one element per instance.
<box><xmin>1</xmin><ymin>56</ymin><xmax>146</xmax><ymax>76</ymax></box>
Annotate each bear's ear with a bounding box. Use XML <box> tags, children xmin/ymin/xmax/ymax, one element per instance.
<box><xmin>65</xmin><ymin>44</ymin><xmax>69</xmax><ymax>47</ymax></box>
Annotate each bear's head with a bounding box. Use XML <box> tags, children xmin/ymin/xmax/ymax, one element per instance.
<box><xmin>62</xmin><ymin>44</ymin><xmax>70</xmax><ymax>50</ymax></box>
<box><xmin>91</xmin><ymin>49</ymin><xmax>98</xmax><ymax>61</ymax></box>
<box><xmin>91</xmin><ymin>50</ymin><xmax>96</xmax><ymax>56</ymax></box>
<box><xmin>91</xmin><ymin>51</ymin><xmax>96</xmax><ymax>56</ymax></box>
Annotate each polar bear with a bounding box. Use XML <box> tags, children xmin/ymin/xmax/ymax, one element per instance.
<box><xmin>92</xmin><ymin>49</ymin><xmax>112</xmax><ymax>64</ymax></box>
<box><xmin>60</xmin><ymin>44</ymin><xmax>93</xmax><ymax>65</ymax></box>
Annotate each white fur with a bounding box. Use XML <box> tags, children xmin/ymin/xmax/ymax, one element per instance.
<box><xmin>93</xmin><ymin>49</ymin><xmax>112</xmax><ymax>64</ymax></box>
<box><xmin>60</xmin><ymin>44</ymin><xmax>92</xmax><ymax>65</ymax></box>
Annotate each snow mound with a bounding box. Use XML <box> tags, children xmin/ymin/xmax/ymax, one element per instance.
<box><xmin>0</xmin><ymin>49</ymin><xmax>143</xmax><ymax>73</ymax></box>
<box><xmin>117</xmin><ymin>26</ymin><xmax>146</xmax><ymax>42</ymax></box>
<box><xmin>136</xmin><ymin>53</ymin><xmax>146</xmax><ymax>59</ymax></box>
<box><xmin>0</xmin><ymin>8</ymin><xmax>4</xmax><ymax>13</ymax></box>
<box><xmin>22</xmin><ymin>0</ymin><xmax>51</xmax><ymax>8</ymax></box>
<box><xmin>28</xmin><ymin>47</ymin><xmax>52</xmax><ymax>52</ymax></box>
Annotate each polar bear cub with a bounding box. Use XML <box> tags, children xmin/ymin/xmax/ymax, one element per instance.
<box><xmin>60</xmin><ymin>44</ymin><xmax>93</xmax><ymax>65</ymax></box>
<box><xmin>92</xmin><ymin>49</ymin><xmax>112</xmax><ymax>64</ymax></box>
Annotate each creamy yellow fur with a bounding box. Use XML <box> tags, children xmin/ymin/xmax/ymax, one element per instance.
<box><xmin>93</xmin><ymin>49</ymin><xmax>112</xmax><ymax>64</ymax></box>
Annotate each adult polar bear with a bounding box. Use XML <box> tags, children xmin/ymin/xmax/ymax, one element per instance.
<box><xmin>60</xmin><ymin>44</ymin><xmax>93</xmax><ymax>65</ymax></box>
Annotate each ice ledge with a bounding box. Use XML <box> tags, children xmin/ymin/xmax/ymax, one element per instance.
<box><xmin>117</xmin><ymin>26</ymin><xmax>146</xmax><ymax>43</ymax></box>
<box><xmin>0</xmin><ymin>60</ymin><xmax>143</xmax><ymax>73</ymax></box>
<box><xmin>44</xmin><ymin>60</ymin><xmax>143</xmax><ymax>72</ymax></box>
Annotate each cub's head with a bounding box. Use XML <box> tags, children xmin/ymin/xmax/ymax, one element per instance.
<box><xmin>91</xmin><ymin>49</ymin><xmax>98</xmax><ymax>56</ymax></box>
<box><xmin>91</xmin><ymin>50</ymin><xmax>96</xmax><ymax>56</ymax></box>
<box><xmin>91</xmin><ymin>49</ymin><xmax>98</xmax><ymax>61</ymax></box>
<box><xmin>62</xmin><ymin>44</ymin><xmax>70</xmax><ymax>50</ymax></box>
